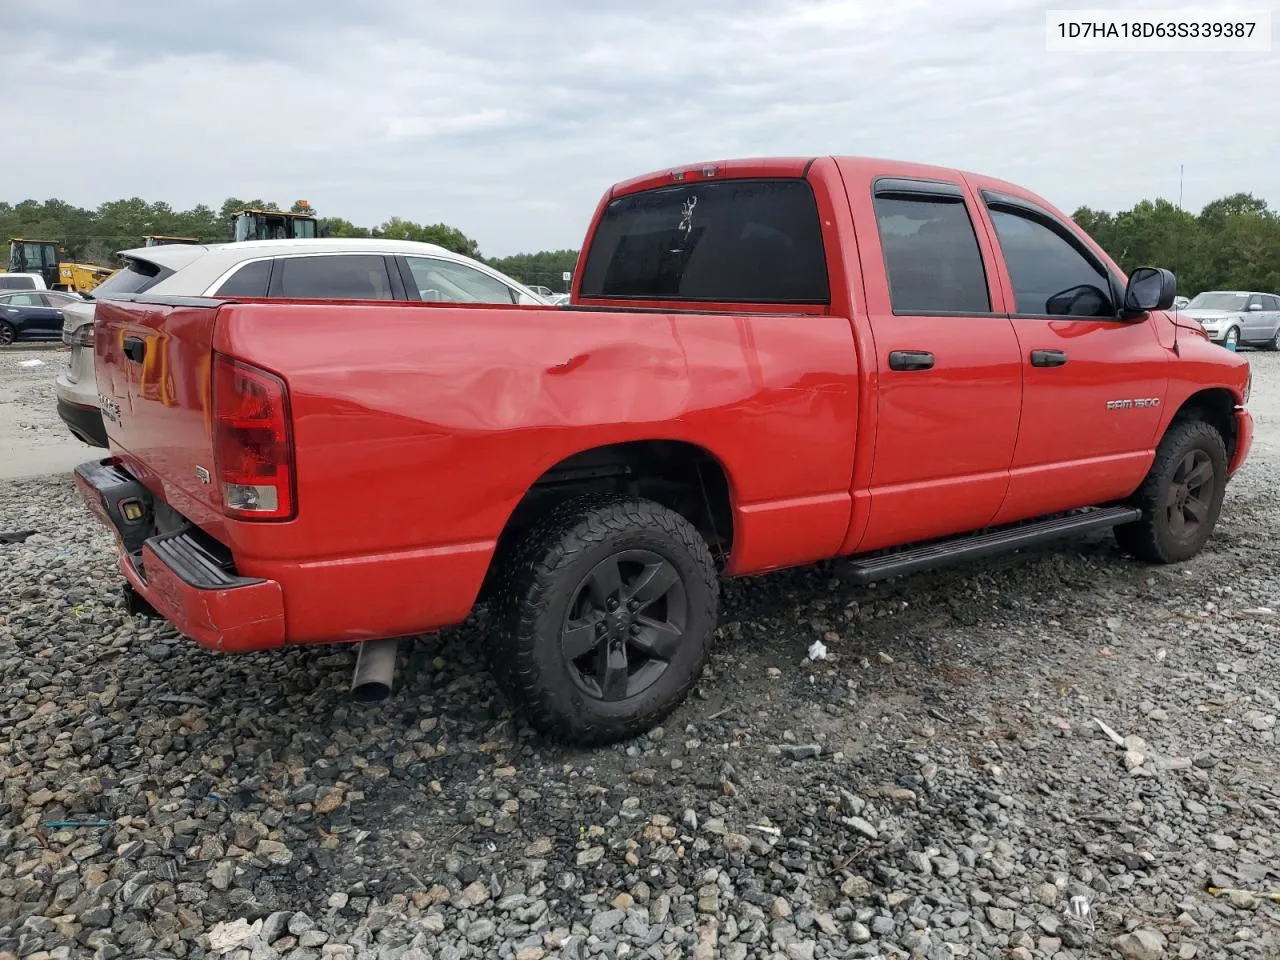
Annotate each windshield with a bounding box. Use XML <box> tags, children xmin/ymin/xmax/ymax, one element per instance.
<box><xmin>1187</xmin><ymin>292</ymin><xmax>1248</xmax><ymax>311</ymax></box>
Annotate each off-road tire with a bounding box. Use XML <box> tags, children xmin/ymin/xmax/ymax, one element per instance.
<box><xmin>1115</xmin><ymin>419</ymin><xmax>1228</xmax><ymax>564</ymax></box>
<box><xmin>492</xmin><ymin>494</ymin><xmax>718</xmax><ymax>745</ymax></box>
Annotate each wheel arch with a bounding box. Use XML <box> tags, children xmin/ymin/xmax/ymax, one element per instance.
<box><xmin>479</xmin><ymin>439</ymin><xmax>737</xmax><ymax>600</ymax></box>
<box><xmin>1164</xmin><ymin>387</ymin><xmax>1239</xmax><ymax>464</ymax></box>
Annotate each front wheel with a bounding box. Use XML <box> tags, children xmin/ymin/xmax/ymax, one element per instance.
<box><xmin>1115</xmin><ymin>420</ymin><xmax>1228</xmax><ymax>564</ymax></box>
<box><xmin>0</xmin><ymin>322</ymin><xmax>15</xmax><ymax>346</ymax></box>
<box><xmin>493</xmin><ymin>495</ymin><xmax>719</xmax><ymax>745</ymax></box>
<box><xmin>1223</xmin><ymin>326</ymin><xmax>1240</xmax><ymax>350</ymax></box>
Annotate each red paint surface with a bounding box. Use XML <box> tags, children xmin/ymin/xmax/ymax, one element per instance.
<box><xmin>86</xmin><ymin>156</ymin><xmax>1254</xmax><ymax>652</ymax></box>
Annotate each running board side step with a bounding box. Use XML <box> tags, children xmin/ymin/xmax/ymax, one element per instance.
<box><xmin>846</xmin><ymin>506</ymin><xmax>1142</xmax><ymax>585</ymax></box>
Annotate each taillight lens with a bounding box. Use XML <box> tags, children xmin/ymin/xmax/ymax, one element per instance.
<box><xmin>62</xmin><ymin>322</ymin><xmax>94</xmax><ymax>347</ymax></box>
<box><xmin>212</xmin><ymin>354</ymin><xmax>295</xmax><ymax>521</ymax></box>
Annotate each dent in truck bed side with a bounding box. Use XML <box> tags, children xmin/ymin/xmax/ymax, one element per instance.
<box><xmin>207</xmin><ymin>300</ymin><xmax>861</xmax><ymax>642</ymax></box>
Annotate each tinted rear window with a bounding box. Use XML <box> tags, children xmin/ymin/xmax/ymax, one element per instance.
<box><xmin>0</xmin><ymin>276</ymin><xmax>37</xmax><ymax>290</ymax></box>
<box><xmin>580</xmin><ymin>179</ymin><xmax>829</xmax><ymax>303</ymax></box>
<box><xmin>214</xmin><ymin>259</ymin><xmax>272</xmax><ymax>297</ymax></box>
<box><xmin>92</xmin><ymin>258</ymin><xmax>169</xmax><ymax>298</ymax></box>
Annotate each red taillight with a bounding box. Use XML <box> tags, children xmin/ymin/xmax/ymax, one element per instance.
<box><xmin>212</xmin><ymin>354</ymin><xmax>295</xmax><ymax>521</ymax></box>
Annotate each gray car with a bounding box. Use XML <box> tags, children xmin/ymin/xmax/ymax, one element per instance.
<box><xmin>1181</xmin><ymin>291</ymin><xmax>1280</xmax><ymax>349</ymax></box>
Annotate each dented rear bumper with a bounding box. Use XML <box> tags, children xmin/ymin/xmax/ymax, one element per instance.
<box><xmin>74</xmin><ymin>458</ymin><xmax>286</xmax><ymax>653</ymax></box>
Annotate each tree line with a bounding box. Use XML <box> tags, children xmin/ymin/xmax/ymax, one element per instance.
<box><xmin>0</xmin><ymin>196</ymin><xmax>581</xmax><ymax>292</ymax></box>
<box><xmin>3</xmin><ymin>191</ymin><xmax>1277</xmax><ymax>296</ymax></box>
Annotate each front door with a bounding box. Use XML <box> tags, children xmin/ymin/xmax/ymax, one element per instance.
<box><xmin>974</xmin><ymin>192</ymin><xmax>1169</xmax><ymax>524</ymax></box>
<box><xmin>845</xmin><ymin>175</ymin><xmax>1023</xmax><ymax>552</ymax></box>
<box><xmin>1243</xmin><ymin>294</ymin><xmax>1268</xmax><ymax>342</ymax></box>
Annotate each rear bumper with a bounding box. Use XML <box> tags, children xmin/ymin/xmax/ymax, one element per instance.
<box><xmin>1230</xmin><ymin>407</ymin><xmax>1253</xmax><ymax>477</ymax></box>
<box><xmin>57</xmin><ymin>398</ymin><xmax>109</xmax><ymax>448</ymax></box>
<box><xmin>74</xmin><ymin>458</ymin><xmax>286</xmax><ymax>653</ymax></box>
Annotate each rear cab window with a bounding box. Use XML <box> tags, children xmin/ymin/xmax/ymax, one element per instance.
<box><xmin>579</xmin><ymin>179</ymin><xmax>829</xmax><ymax>303</ymax></box>
<box><xmin>0</xmin><ymin>276</ymin><xmax>38</xmax><ymax>291</ymax></box>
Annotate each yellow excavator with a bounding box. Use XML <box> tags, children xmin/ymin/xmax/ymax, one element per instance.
<box><xmin>231</xmin><ymin>201</ymin><xmax>320</xmax><ymax>241</ymax></box>
<box><xmin>5</xmin><ymin>238</ymin><xmax>116</xmax><ymax>294</ymax></box>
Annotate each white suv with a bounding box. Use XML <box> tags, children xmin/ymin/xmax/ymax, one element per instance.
<box><xmin>55</xmin><ymin>239</ymin><xmax>549</xmax><ymax>447</ymax></box>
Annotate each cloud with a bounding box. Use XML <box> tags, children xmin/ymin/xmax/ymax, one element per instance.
<box><xmin>4</xmin><ymin>0</ymin><xmax>1277</xmax><ymax>256</ymax></box>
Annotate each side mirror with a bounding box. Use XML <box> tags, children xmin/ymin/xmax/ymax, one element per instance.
<box><xmin>1123</xmin><ymin>266</ymin><xmax>1176</xmax><ymax>314</ymax></box>
<box><xmin>1247</xmin><ymin>302</ymin><xmax>1263</xmax><ymax>311</ymax></box>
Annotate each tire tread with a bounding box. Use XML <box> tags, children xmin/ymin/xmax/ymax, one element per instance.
<box><xmin>491</xmin><ymin>494</ymin><xmax>718</xmax><ymax>745</ymax></box>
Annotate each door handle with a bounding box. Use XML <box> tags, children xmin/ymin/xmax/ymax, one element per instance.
<box><xmin>888</xmin><ymin>350</ymin><xmax>935</xmax><ymax>371</ymax></box>
<box><xmin>1030</xmin><ymin>349</ymin><xmax>1067</xmax><ymax>367</ymax></box>
<box><xmin>123</xmin><ymin>336</ymin><xmax>146</xmax><ymax>364</ymax></box>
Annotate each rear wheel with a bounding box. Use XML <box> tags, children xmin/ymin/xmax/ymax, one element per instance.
<box><xmin>1115</xmin><ymin>420</ymin><xmax>1227</xmax><ymax>564</ymax></box>
<box><xmin>0</xmin><ymin>322</ymin><xmax>15</xmax><ymax>346</ymax></box>
<box><xmin>493</xmin><ymin>495</ymin><xmax>719</xmax><ymax>745</ymax></box>
<box><xmin>1268</xmin><ymin>328</ymin><xmax>1280</xmax><ymax>352</ymax></box>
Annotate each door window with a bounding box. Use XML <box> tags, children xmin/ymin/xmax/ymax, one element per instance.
<box><xmin>1246</xmin><ymin>294</ymin><xmax>1264</xmax><ymax>311</ymax></box>
<box><xmin>988</xmin><ymin>208</ymin><xmax>1114</xmax><ymax>317</ymax></box>
<box><xmin>873</xmin><ymin>195</ymin><xmax>990</xmax><ymax>313</ymax></box>
<box><xmin>405</xmin><ymin>257</ymin><xmax>518</xmax><ymax>304</ymax></box>
<box><xmin>4</xmin><ymin>293</ymin><xmax>44</xmax><ymax>307</ymax></box>
<box><xmin>1263</xmin><ymin>295</ymin><xmax>1280</xmax><ymax>311</ymax></box>
<box><xmin>274</xmin><ymin>255</ymin><xmax>394</xmax><ymax>299</ymax></box>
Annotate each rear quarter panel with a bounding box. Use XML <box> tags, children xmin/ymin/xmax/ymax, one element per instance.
<box><xmin>214</xmin><ymin>300</ymin><xmax>860</xmax><ymax>625</ymax></box>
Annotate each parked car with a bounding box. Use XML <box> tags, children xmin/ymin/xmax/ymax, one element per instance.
<box><xmin>1181</xmin><ymin>291</ymin><xmax>1280</xmax><ymax>349</ymax></box>
<box><xmin>548</xmin><ymin>293</ymin><xmax>571</xmax><ymax>305</ymax></box>
<box><xmin>527</xmin><ymin>284</ymin><xmax>555</xmax><ymax>298</ymax></box>
<box><xmin>0</xmin><ymin>272</ymin><xmax>49</xmax><ymax>292</ymax></box>
<box><xmin>0</xmin><ymin>289</ymin><xmax>84</xmax><ymax>345</ymax></box>
<box><xmin>55</xmin><ymin>238</ymin><xmax>546</xmax><ymax>447</ymax></box>
<box><xmin>1172</xmin><ymin>296</ymin><xmax>1190</xmax><ymax>310</ymax></box>
<box><xmin>76</xmin><ymin>155</ymin><xmax>1252</xmax><ymax>745</ymax></box>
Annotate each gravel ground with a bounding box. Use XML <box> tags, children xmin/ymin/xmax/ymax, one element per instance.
<box><xmin>0</xmin><ymin>346</ymin><xmax>100</xmax><ymax>481</ymax></box>
<box><xmin>2</xmin><ymin>350</ymin><xmax>1277</xmax><ymax>960</ymax></box>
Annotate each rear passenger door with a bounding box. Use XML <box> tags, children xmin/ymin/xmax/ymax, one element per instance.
<box><xmin>851</xmin><ymin>177</ymin><xmax>1023</xmax><ymax>552</ymax></box>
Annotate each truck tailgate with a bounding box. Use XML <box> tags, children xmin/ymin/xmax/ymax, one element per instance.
<box><xmin>94</xmin><ymin>297</ymin><xmax>223</xmax><ymax>528</ymax></box>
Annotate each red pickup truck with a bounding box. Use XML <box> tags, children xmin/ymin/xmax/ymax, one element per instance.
<box><xmin>76</xmin><ymin>156</ymin><xmax>1253</xmax><ymax>745</ymax></box>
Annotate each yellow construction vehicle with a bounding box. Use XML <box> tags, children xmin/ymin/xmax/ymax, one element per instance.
<box><xmin>232</xmin><ymin>201</ymin><xmax>320</xmax><ymax>242</ymax></box>
<box><xmin>143</xmin><ymin>235</ymin><xmax>201</xmax><ymax>247</ymax></box>
<box><xmin>7</xmin><ymin>238</ymin><xmax>116</xmax><ymax>294</ymax></box>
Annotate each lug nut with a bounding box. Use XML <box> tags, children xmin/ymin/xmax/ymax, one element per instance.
<box><xmin>607</xmin><ymin>598</ymin><xmax>618</xmax><ymax>610</ymax></box>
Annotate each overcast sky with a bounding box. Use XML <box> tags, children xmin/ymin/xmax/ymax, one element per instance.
<box><xmin>7</xmin><ymin>0</ymin><xmax>1278</xmax><ymax>256</ymax></box>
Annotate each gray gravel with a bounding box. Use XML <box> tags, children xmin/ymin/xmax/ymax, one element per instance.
<box><xmin>2</xmin><ymin>349</ymin><xmax>1278</xmax><ymax>960</ymax></box>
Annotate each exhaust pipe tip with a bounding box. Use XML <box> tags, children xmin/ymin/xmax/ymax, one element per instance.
<box><xmin>350</xmin><ymin>638</ymin><xmax>399</xmax><ymax>704</ymax></box>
